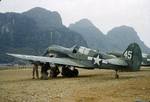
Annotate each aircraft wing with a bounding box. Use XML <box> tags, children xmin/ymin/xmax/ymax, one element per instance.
<box><xmin>7</xmin><ymin>53</ymin><xmax>86</xmax><ymax>67</ymax></box>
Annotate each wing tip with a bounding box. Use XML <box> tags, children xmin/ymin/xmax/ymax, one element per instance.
<box><xmin>6</xmin><ymin>53</ymin><xmax>12</xmax><ymax>55</ymax></box>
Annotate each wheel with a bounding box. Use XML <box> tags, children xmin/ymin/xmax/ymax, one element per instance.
<box><xmin>61</xmin><ymin>66</ymin><xmax>73</xmax><ymax>77</ymax></box>
<box><xmin>61</xmin><ymin>66</ymin><xmax>79</xmax><ymax>77</ymax></box>
<box><xmin>72</xmin><ymin>68</ymin><xmax>79</xmax><ymax>77</ymax></box>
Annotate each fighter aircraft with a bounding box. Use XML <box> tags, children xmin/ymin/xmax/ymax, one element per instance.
<box><xmin>7</xmin><ymin>43</ymin><xmax>142</xmax><ymax>79</ymax></box>
<box><xmin>108</xmin><ymin>51</ymin><xmax>150</xmax><ymax>66</ymax></box>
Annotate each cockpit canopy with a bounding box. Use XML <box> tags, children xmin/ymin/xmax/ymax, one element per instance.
<box><xmin>72</xmin><ymin>45</ymin><xmax>79</xmax><ymax>53</ymax></box>
<box><xmin>72</xmin><ymin>45</ymin><xmax>96</xmax><ymax>55</ymax></box>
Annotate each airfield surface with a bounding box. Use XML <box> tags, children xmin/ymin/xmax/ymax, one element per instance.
<box><xmin>0</xmin><ymin>67</ymin><xmax>150</xmax><ymax>102</ymax></box>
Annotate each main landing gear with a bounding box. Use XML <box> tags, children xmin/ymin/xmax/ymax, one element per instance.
<box><xmin>61</xmin><ymin>66</ymin><xmax>79</xmax><ymax>77</ymax></box>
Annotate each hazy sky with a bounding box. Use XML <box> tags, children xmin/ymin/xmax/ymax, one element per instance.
<box><xmin>0</xmin><ymin>0</ymin><xmax>150</xmax><ymax>47</ymax></box>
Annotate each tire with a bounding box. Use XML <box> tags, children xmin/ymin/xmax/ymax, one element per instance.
<box><xmin>72</xmin><ymin>69</ymin><xmax>79</xmax><ymax>77</ymax></box>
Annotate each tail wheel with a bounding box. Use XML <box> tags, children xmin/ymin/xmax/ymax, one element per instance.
<box><xmin>115</xmin><ymin>69</ymin><xmax>119</xmax><ymax>79</ymax></box>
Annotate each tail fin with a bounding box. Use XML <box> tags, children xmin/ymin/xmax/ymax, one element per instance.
<box><xmin>123</xmin><ymin>43</ymin><xmax>142</xmax><ymax>71</ymax></box>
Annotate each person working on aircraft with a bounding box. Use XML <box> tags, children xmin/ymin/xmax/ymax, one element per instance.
<box><xmin>40</xmin><ymin>62</ymin><xmax>50</xmax><ymax>80</ymax></box>
<box><xmin>49</xmin><ymin>63</ymin><xmax>60</xmax><ymax>78</ymax></box>
<box><xmin>32</xmin><ymin>63</ymin><xmax>39</xmax><ymax>79</ymax></box>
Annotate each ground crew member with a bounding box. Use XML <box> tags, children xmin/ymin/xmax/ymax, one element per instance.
<box><xmin>50</xmin><ymin>64</ymin><xmax>60</xmax><ymax>78</ymax></box>
<box><xmin>40</xmin><ymin>62</ymin><xmax>50</xmax><ymax>80</ymax></box>
<box><xmin>32</xmin><ymin>63</ymin><xmax>39</xmax><ymax>79</ymax></box>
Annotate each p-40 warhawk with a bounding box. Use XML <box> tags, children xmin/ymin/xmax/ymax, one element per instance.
<box><xmin>7</xmin><ymin>43</ymin><xmax>142</xmax><ymax>79</ymax></box>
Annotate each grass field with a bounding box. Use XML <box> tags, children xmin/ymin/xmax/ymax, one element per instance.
<box><xmin>0</xmin><ymin>67</ymin><xmax>150</xmax><ymax>102</ymax></box>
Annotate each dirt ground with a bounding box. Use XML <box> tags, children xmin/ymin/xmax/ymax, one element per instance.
<box><xmin>0</xmin><ymin>67</ymin><xmax>150</xmax><ymax>102</ymax></box>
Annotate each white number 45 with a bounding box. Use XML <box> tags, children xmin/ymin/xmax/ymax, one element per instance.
<box><xmin>124</xmin><ymin>51</ymin><xmax>133</xmax><ymax>60</ymax></box>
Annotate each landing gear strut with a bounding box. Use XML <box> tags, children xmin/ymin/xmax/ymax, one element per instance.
<box><xmin>115</xmin><ymin>69</ymin><xmax>119</xmax><ymax>79</ymax></box>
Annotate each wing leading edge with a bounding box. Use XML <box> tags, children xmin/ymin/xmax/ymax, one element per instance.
<box><xmin>7</xmin><ymin>53</ymin><xmax>86</xmax><ymax>67</ymax></box>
